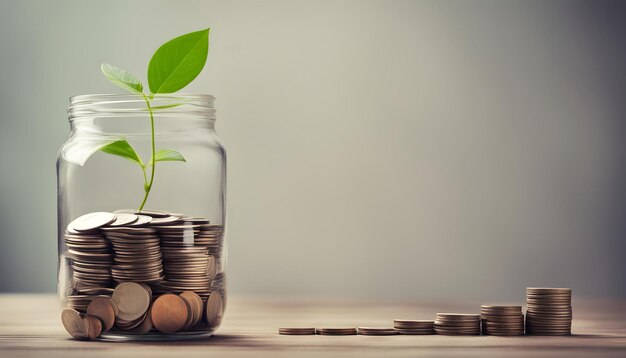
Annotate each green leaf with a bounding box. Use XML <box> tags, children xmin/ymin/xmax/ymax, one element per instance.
<box><xmin>147</xmin><ymin>28</ymin><xmax>210</xmax><ymax>94</ymax></box>
<box><xmin>99</xmin><ymin>139</ymin><xmax>144</xmax><ymax>166</ymax></box>
<box><xmin>101</xmin><ymin>63</ymin><xmax>144</xmax><ymax>94</ymax></box>
<box><xmin>148</xmin><ymin>149</ymin><xmax>186</xmax><ymax>166</ymax></box>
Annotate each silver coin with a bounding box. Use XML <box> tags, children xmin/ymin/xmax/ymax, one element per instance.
<box><xmin>108</xmin><ymin>213</ymin><xmax>139</xmax><ymax>227</ymax></box>
<box><xmin>69</xmin><ymin>212</ymin><xmax>116</xmax><ymax>232</ymax></box>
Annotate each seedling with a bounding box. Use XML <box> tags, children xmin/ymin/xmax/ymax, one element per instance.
<box><xmin>99</xmin><ymin>28</ymin><xmax>210</xmax><ymax>210</ymax></box>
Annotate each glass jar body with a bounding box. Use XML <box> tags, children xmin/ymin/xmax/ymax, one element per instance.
<box><xmin>57</xmin><ymin>94</ymin><xmax>226</xmax><ymax>340</ymax></box>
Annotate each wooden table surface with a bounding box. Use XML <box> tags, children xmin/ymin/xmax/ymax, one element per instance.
<box><xmin>1</xmin><ymin>294</ymin><xmax>625</xmax><ymax>357</ymax></box>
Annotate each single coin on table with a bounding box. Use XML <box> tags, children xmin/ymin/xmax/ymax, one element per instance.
<box><xmin>61</xmin><ymin>308</ymin><xmax>87</xmax><ymax>340</ymax></box>
<box><xmin>151</xmin><ymin>294</ymin><xmax>189</xmax><ymax>334</ymax></box>
<box><xmin>112</xmin><ymin>282</ymin><xmax>151</xmax><ymax>322</ymax></box>
<box><xmin>69</xmin><ymin>212</ymin><xmax>116</xmax><ymax>232</ymax></box>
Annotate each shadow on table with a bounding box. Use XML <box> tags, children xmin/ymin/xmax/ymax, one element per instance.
<box><xmin>98</xmin><ymin>333</ymin><xmax>623</xmax><ymax>348</ymax></box>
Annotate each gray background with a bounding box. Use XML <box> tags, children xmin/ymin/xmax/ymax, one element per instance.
<box><xmin>0</xmin><ymin>0</ymin><xmax>625</xmax><ymax>301</ymax></box>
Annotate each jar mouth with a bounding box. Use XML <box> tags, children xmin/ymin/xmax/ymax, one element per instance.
<box><xmin>68</xmin><ymin>93</ymin><xmax>215</xmax><ymax>121</ymax></box>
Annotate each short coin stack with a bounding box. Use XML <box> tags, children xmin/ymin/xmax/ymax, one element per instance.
<box><xmin>357</xmin><ymin>327</ymin><xmax>398</xmax><ymax>336</ymax></box>
<box><xmin>393</xmin><ymin>320</ymin><xmax>435</xmax><ymax>335</ymax></box>
<box><xmin>480</xmin><ymin>305</ymin><xmax>524</xmax><ymax>336</ymax></box>
<box><xmin>525</xmin><ymin>287</ymin><xmax>572</xmax><ymax>335</ymax></box>
<box><xmin>316</xmin><ymin>327</ymin><xmax>358</xmax><ymax>336</ymax></box>
<box><xmin>434</xmin><ymin>313</ymin><xmax>481</xmax><ymax>335</ymax></box>
<box><xmin>278</xmin><ymin>327</ymin><xmax>316</xmax><ymax>335</ymax></box>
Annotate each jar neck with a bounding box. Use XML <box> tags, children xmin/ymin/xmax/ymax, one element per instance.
<box><xmin>68</xmin><ymin>94</ymin><xmax>216</xmax><ymax>136</ymax></box>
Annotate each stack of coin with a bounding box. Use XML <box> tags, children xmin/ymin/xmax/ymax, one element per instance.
<box><xmin>102</xmin><ymin>226</ymin><xmax>164</xmax><ymax>284</ymax></box>
<box><xmin>65</xmin><ymin>212</ymin><xmax>116</xmax><ymax>293</ymax></box>
<box><xmin>67</xmin><ymin>294</ymin><xmax>107</xmax><ymax>312</ymax></box>
<box><xmin>480</xmin><ymin>305</ymin><xmax>524</xmax><ymax>336</ymax></box>
<box><xmin>278</xmin><ymin>327</ymin><xmax>316</xmax><ymax>335</ymax></box>
<box><xmin>357</xmin><ymin>327</ymin><xmax>398</xmax><ymax>336</ymax></box>
<box><xmin>152</xmin><ymin>218</ymin><xmax>224</xmax><ymax>299</ymax></box>
<box><xmin>194</xmin><ymin>222</ymin><xmax>225</xmax><ymax>270</ymax></box>
<box><xmin>393</xmin><ymin>320</ymin><xmax>435</xmax><ymax>335</ymax></box>
<box><xmin>434</xmin><ymin>313</ymin><xmax>481</xmax><ymax>335</ymax></box>
<box><xmin>525</xmin><ymin>287</ymin><xmax>572</xmax><ymax>335</ymax></box>
<box><xmin>317</xmin><ymin>327</ymin><xmax>358</xmax><ymax>336</ymax></box>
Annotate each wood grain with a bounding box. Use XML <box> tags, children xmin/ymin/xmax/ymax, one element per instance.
<box><xmin>0</xmin><ymin>294</ymin><xmax>625</xmax><ymax>357</ymax></box>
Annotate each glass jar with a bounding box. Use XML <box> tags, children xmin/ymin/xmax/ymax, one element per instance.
<box><xmin>57</xmin><ymin>94</ymin><xmax>226</xmax><ymax>340</ymax></box>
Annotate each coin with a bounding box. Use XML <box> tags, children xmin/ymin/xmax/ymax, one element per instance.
<box><xmin>61</xmin><ymin>308</ymin><xmax>87</xmax><ymax>339</ymax></box>
<box><xmin>151</xmin><ymin>294</ymin><xmax>189</xmax><ymax>334</ymax></box>
<box><xmin>136</xmin><ymin>209</ymin><xmax>170</xmax><ymax>218</ymax></box>
<box><xmin>112</xmin><ymin>282</ymin><xmax>151</xmax><ymax>322</ymax></box>
<box><xmin>69</xmin><ymin>212</ymin><xmax>116</xmax><ymax>232</ymax></box>
<box><xmin>149</xmin><ymin>215</ymin><xmax>182</xmax><ymax>225</ymax></box>
<box><xmin>127</xmin><ymin>215</ymin><xmax>153</xmax><ymax>226</ymax></box>
<box><xmin>83</xmin><ymin>315</ymin><xmax>103</xmax><ymax>339</ymax></box>
<box><xmin>279</xmin><ymin>327</ymin><xmax>316</xmax><ymax>335</ymax></box>
<box><xmin>128</xmin><ymin>307</ymin><xmax>153</xmax><ymax>334</ymax></box>
<box><xmin>205</xmin><ymin>291</ymin><xmax>224</xmax><ymax>328</ymax></box>
<box><xmin>108</xmin><ymin>213</ymin><xmax>139</xmax><ymax>227</ymax></box>
<box><xmin>87</xmin><ymin>297</ymin><xmax>116</xmax><ymax>332</ymax></box>
<box><xmin>180</xmin><ymin>291</ymin><xmax>204</xmax><ymax>329</ymax></box>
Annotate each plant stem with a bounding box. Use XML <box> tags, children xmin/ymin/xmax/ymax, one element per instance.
<box><xmin>138</xmin><ymin>94</ymin><xmax>156</xmax><ymax>211</ymax></box>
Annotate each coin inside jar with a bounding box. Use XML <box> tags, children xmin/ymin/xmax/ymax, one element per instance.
<box><xmin>112</xmin><ymin>282</ymin><xmax>151</xmax><ymax>322</ymax></box>
<box><xmin>61</xmin><ymin>308</ymin><xmax>86</xmax><ymax>339</ymax></box>
<box><xmin>151</xmin><ymin>294</ymin><xmax>189</xmax><ymax>334</ymax></box>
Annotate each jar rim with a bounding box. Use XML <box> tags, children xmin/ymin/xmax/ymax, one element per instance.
<box><xmin>70</xmin><ymin>93</ymin><xmax>215</xmax><ymax>103</ymax></box>
<box><xmin>68</xmin><ymin>93</ymin><xmax>216</xmax><ymax>121</ymax></box>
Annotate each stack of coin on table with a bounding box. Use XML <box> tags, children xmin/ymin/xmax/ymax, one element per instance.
<box><xmin>525</xmin><ymin>287</ymin><xmax>572</xmax><ymax>335</ymax></box>
<box><xmin>316</xmin><ymin>327</ymin><xmax>358</xmax><ymax>336</ymax></box>
<box><xmin>393</xmin><ymin>320</ymin><xmax>435</xmax><ymax>335</ymax></box>
<box><xmin>357</xmin><ymin>327</ymin><xmax>399</xmax><ymax>336</ymax></box>
<box><xmin>61</xmin><ymin>210</ymin><xmax>226</xmax><ymax>338</ymax></box>
<box><xmin>434</xmin><ymin>313</ymin><xmax>481</xmax><ymax>335</ymax></box>
<box><xmin>480</xmin><ymin>305</ymin><xmax>524</xmax><ymax>336</ymax></box>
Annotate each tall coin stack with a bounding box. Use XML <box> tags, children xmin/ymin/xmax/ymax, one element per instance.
<box><xmin>434</xmin><ymin>313</ymin><xmax>481</xmax><ymax>335</ymax></box>
<box><xmin>64</xmin><ymin>212</ymin><xmax>116</xmax><ymax>295</ymax></box>
<box><xmin>103</xmin><ymin>226</ymin><xmax>164</xmax><ymax>284</ymax></box>
<box><xmin>480</xmin><ymin>305</ymin><xmax>524</xmax><ymax>336</ymax></box>
<box><xmin>525</xmin><ymin>287</ymin><xmax>572</xmax><ymax>335</ymax></box>
<box><xmin>152</xmin><ymin>217</ymin><xmax>224</xmax><ymax>300</ymax></box>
